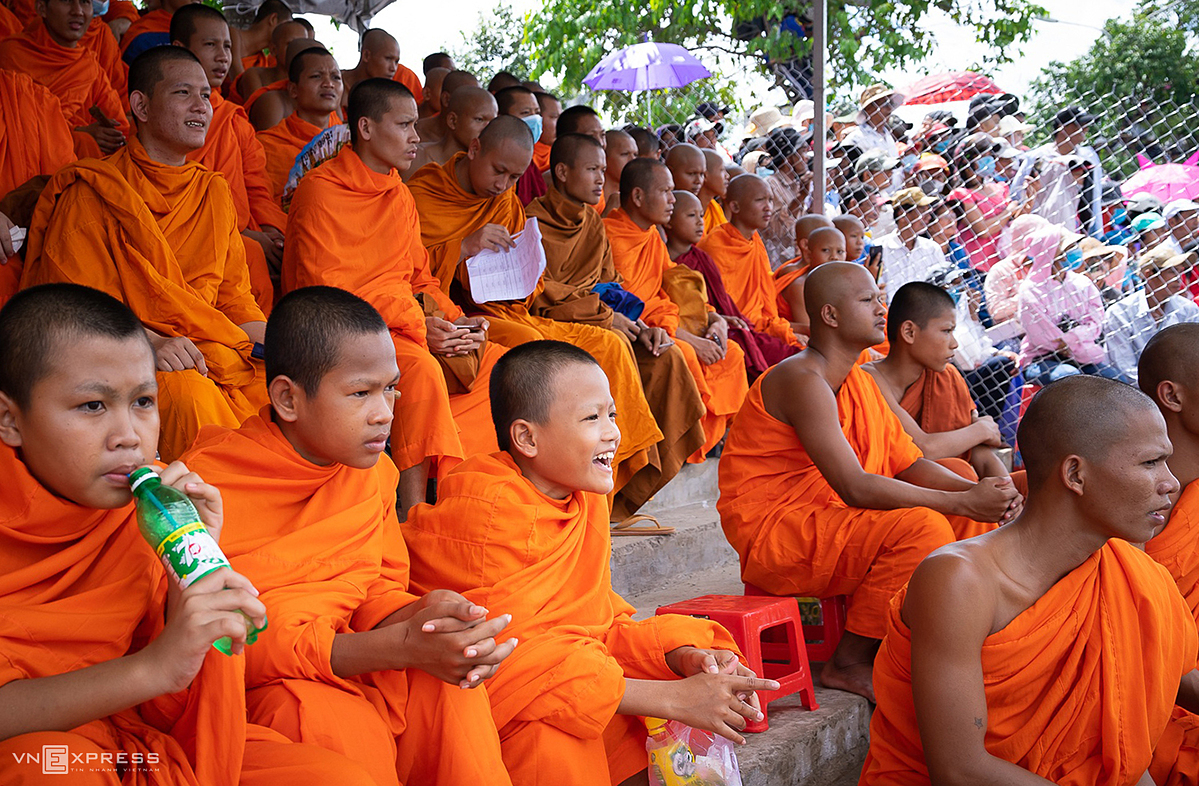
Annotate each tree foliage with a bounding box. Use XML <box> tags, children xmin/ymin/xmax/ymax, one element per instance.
<box><xmin>523</xmin><ymin>0</ymin><xmax>1046</xmax><ymax>98</ymax></box>
<box><xmin>448</xmin><ymin>3</ymin><xmax>532</xmax><ymax>83</ymax></box>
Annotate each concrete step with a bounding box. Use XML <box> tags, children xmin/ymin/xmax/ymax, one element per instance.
<box><xmin>610</xmin><ymin>499</ymin><xmax>738</xmax><ymax>598</ymax></box>
<box><xmin>640</xmin><ymin>459</ymin><xmax>720</xmax><ymax>515</ymax></box>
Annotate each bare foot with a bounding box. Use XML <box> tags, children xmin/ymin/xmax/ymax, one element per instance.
<box><xmin>820</xmin><ymin>659</ymin><xmax>875</xmax><ymax>703</ymax></box>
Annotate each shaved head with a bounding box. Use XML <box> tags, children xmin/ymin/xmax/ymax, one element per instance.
<box><xmin>448</xmin><ymin>85</ymin><xmax>495</xmax><ymax>115</ymax></box>
<box><xmin>128</xmin><ymin>45</ymin><xmax>202</xmax><ymax>98</ymax></box>
<box><xmin>270</xmin><ymin>20</ymin><xmax>307</xmax><ymax>56</ymax></box>
<box><xmin>558</xmin><ymin>106</ymin><xmax>603</xmax><ymax>142</ymax></box>
<box><xmin>606</xmin><ymin>129</ymin><xmax>633</xmax><ymax>151</ymax></box>
<box><xmin>423</xmin><ymin>51</ymin><xmax>453</xmax><ymax>74</ymax></box>
<box><xmin>665</xmin><ymin>143</ymin><xmax>704</xmax><ymax>169</ymax></box>
<box><xmin>361</xmin><ymin>28</ymin><xmax>396</xmax><ymax>52</ymax></box>
<box><xmin>1019</xmin><ymin>376</ymin><xmax>1162</xmax><ymax>493</ymax></box>
<box><xmin>494</xmin><ymin>85</ymin><xmax>537</xmax><ymax>116</ymax></box>
<box><xmin>886</xmin><ymin>281</ymin><xmax>954</xmax><ymax>344</ymax></box>
<box><xmin>796</xmin><ymin>214</ymin><xmax>835</xmax><ymax>244</ymax></box>
<box><xmin>442</xmin><ymin>69</ymin><xmax>480</xmax><ymax>101</ymax></box>
<box><xmin>1139</xmin><ymin>323</ymin><xmax>1199</xmax><ymax>401</ymax></box>
<box><xmin>619</xmin><ymin>157</ymin><xmax>669</xmax><ymax>206</ymax></box>
<box><xmin>549</xmin><ymin>132</ymin><xmax>602</xmax><ymax>174</ymax></box>
<box><xmin>479</xmin><ymin>113</ymin><xmax>535</xmax><ymax>153</ymax></box>
<box><xmin>673</xmin><ymin>189</ymin><xmax>701</xmax><ymax>211</ymax></box>
<box><xmin>703</xmin><ymin>149</ymin><xmax>723</xmax><ymax>170</ymax></box>
<box><xmin>726</xmin><ymin>173</ymin><xmax>768</xmax><ymax>205</ymax></box>
<box><xmin>423</xmin><ymin>66</ymin><xmax>449</xmax><ymax>107</ymax></box>
<box><xmin>803</xmin><ymin>261</ymin><xmax>876</xmax><ymax>326</ymax></box>
<box><xmin>490</xmin><ymin>340</ymin><xmax>600</xmax><ymax>452</ymax></box>
<box><xmin>487</xmin><ymin>71</ymin><xmax>521</xmax><ymax>93</ymax></box>
<box><xmin>286</xmin><ymin>41</ymin><xmax>327</xmax><ymax>77</ymax></box>
<box><xmin>625</xmin><ymin>126</ymin><xmax>660</xmax><ymax>158</ymax></box>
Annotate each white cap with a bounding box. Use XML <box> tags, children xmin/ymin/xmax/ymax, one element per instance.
<box><xmin>1164</xmin><ymin>198</ymin><xmax>1199</xmax><ymax>219</ymax></box>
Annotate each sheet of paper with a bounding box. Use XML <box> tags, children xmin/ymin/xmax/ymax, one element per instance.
<box><xmin>465</xmin><ymin>217</ymin><xmax>546</xmax><ymax>303</ymax></box>
<box><xmin>8</xmin><ymin>226</ymin><xmax>25</xmax><ymax>255</ymax></box>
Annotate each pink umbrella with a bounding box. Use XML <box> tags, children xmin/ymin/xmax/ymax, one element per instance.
<box><xmin>899</xmin><ymin>71</ymin><xmax>1004</xmax><ymax>105</ymax></box>
<box><xmin>1122</xmin><ymin>153</ymin><xmax>1199</xmax><ymax>202</ymax></box>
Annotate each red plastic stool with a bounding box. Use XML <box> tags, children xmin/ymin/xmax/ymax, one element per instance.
<box><xmin>744</xmin><ymin>585</ymin><xmax>847</xmax><ymax>663</ymax></box>
<box><xmin>656</xmin><ymin>594</ymin><xmax>818</xmax><ymax>733</ymax></box>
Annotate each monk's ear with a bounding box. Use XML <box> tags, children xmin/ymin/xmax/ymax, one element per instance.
<box><xmin>444</xmin><ymin>111</ymin><xmax>459</xmax><ymax>132</ymax></box>
<box><xmin>129</xmin><ymin>90</ymin><xmax>152</xmax><ymax>124</ymax></box>
<box><xmin>630</xmin><ymin>186</ymin><xmax>646</xmax><ymax>210</ymax></box>
<box><xmin>356</xmin><ymin>115</ymin><xmax>372</xmax><ymax>143</ymax></box>
<box><xmin>0</xmin><ymin>391</ymin><xmax>24</xmax><ymax>448</ymax></box>
<box><xmin>509</xmin><ymin>419</ymin><xmax>538</xmax><ymax>459</ymax></box>
<box><xmin>268</xmin><ymin>375</ymin><xmax>303</xmax><ymax>423</ymax></box>
<box><xmin>553</xmin><ymin>161</ymin><xmax>568</xmax><ymax>186</ymax></box>
<box><xmin>1157</xmin><ymin>380</ymin><xmax>1184</xmax><ymax>414</ymax></box>
<box><xmin>1060</xmin><ymin>455</ymin><xmax>1086</xmax><ymax>497</ymax></box>
<box><xmin>819</xmin><ymin>302</ymin><xmax>838</xmax><ymax>329</ymax></box>
<box><xmin>288</xmin><ymin>81</ymin><xmax>300</xmax><ymax>101</ymax></box>
<box><xmin>466</xmin><ymin>136</ymin><xmax>481</xmax><ymax>159</ymax></box>
<box><xmin>899</xmin><ymin>319</ymin><xmax>918</xmax><ymax>346</ymax></box>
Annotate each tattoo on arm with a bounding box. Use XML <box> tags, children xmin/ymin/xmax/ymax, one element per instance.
<box><xmin>974</xmin><ymin>717</ymin><xmax>984</xmax><ymax>729</ymax></box>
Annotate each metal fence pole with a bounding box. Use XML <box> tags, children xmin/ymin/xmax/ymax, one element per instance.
<box><xmin>811</xmin><ymin>0</ymin><xmax>827</xmax><ymax>216</ymax></box>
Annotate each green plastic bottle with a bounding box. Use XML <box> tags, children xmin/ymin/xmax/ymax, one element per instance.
<box><xmin>128</xmin><ymin>467</ymin><xmax>265</xmax><ymax>655</ymax></box>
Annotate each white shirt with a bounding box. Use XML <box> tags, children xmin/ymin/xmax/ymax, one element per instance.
<box><xmin>1103</xmin><ymin>289</ymin><xmax>1199</xmax><ymax>383</ymax></box>
<box><xmin>1011</xmin><ymin>143</ymin><xmax>1103</xmax><ymax>235</ymax></box>
<box><xmin>878</xmin><ymin>233</ymin><xmax>947</xmax><ymax>304</ymax></box>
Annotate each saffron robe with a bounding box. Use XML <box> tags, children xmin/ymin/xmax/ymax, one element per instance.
<box><xmin>774</xmin><ymin>263</ymin><xmax>804</xmax><ymax>323</ymax></box>
<box><xmin>698</xmin><ymin>222</ymin><xmax>800</xmax><ymax>345</ymax></box>
<box><xmin>257</xmin><ymin>111</ymin><xmax>339</xmax><ymax>204</ymax></box>
<box><xmin>118</xmin><ymin>7</ymin><xmax>169</xmax><ymax>62</ymax></box>
<box><xmin>0</xmin><ymin>443</ymin><xmax>376</xmax><ymax>786</ymax></box>
<box><xmin>404</xmin><ymin>452</ymin><xmax>742</xmax><ymax>786</ymax></box>
<box><xmin>702</xmin><ymin>199</ymin><xmax>726</xmax><ymax>235</ymax></box>
<box><xmin>283</xmin><ymin>146</ymin><xmax>503</xmax><ymax>471</ymax></box>
<box><xmin>241</xmin><ymin>77</ymin><xmax>285</xmax><ymax>115</ymax></box>
<box><xmin>0</xmin><ymin>19</ymin><xmax>130</xmax><ymax>158</ymax></box>
<box><xmin>392</xmin><ymin>62</ymin><xmax>422</xmax><ymax>102</ymax></box>
<box><xmin>532</xmin><ymin>140</ymin><xmax>551</xmax><ymax>172</ymax></box>
<box><xmin>80</xmin><ymin>17</ymin><xmax>127</xmax><ymax>105</ymax></box>
<box><xmin>1147</xmin><ymin>480</ymin><xmax>1199</xmax><ymax>629</ymax></box>
<box><xmin>861</xmin><ymin>539</ymin><xmax>1199</xmax><ymax>786</ymax></box>
<box><xmin>405</xmin><ymin>155</ymin><xmax>664</xmax><ymax>496</ymax></box>
<box><xmin>718</xmin><ymin>365</ymin><xmax>989</xmax><ymax>639</ymax></box>
<box><xmin>181</xmin><ymin>414</ymin><xmax>514</xmax><ymax>786</ymax></box>
<box><xmin>20</xmin><ymin>137</ymin><xmax>268</xmax><ymax>461</ymax></box>
<box><xmin>605</xmin><ymin>208</ymin><xmax>748</xmax><ymax>457</ymax></box>
<box><xmin>0</xmin><ymin>1</ymin><xmax>19</xmax><ymax>35</ymax></box>
<box><xmin>188</xmin><ymin>89</ymin><xmax>287</xmax><ymax>314</ymax></box>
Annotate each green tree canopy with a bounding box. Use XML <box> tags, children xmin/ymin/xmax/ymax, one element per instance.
<box><xmin>449</xmin><ymin>3</ymin><xmax>532</xmax><ymax>83</ymax></box>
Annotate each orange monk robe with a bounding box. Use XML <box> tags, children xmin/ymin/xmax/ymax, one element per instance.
<box><xmin>0</xmin><ymin>1</ymin><xmax>19</xmax><ymax>36</ymax></box>
<box><xmin>241</xmin><ymin>50</ymin><xmax>274</xmax><ymax>71</ymax></box>
<box><xmin>20</xmin><ymin>137</ymin><xmax>268</xmax><ymax>461</ymax></box>
<box><xmin>718</xmin><ymin>365</ymin><xmax>993</xmax><ymax>640</ymax></box>
<box><xmin>703</xmin><ymin>199</ymin><xmax>726</xmax><ymax>235</ymax></box>
<box><xmin>773</xmin><ymin>261</ymin><xmax>804</xmax><ymax>322</ymax></box>
<box><xmin>80</xmin><ymin>17</ymin><xmax>128</xmax><ymax>107</ymax></box>
<box><xmin>392</xmin><ymin>62</ymin><xmax>422</xmax><ymax>103</ymax></box>
<box><xmin>862</xmin><ymin>540</ymin><xmax>1199</xmax><ymax>786</ymax></box>
<box><xmin>102</xmin><ymin>0</ymin><xmax>139</xmax><ymax>23</ymax></box>
<box><xmin>283</xmin><ymin>145</ymin><xmax>501</xmax><ymax>470</ymax></box>
<box><xmin>532</xmin><ymin>139</ymin><xmax>551</xmax><ymax>172</ymax></box>
<box><xmin>0</xmin><ymin>443</ymin><xmax>376</xmax><ymax>786</ymax></box>
<box><xmin>242</xmin><ymin>77</ymin><xmax>286</xmax><ymax>115</ymax></box>
<box><xmin>605</xmin><ymin>208</ymin><xmax>748</xmax><ymax>457</ymax></box>
<box><xmin>0</xmin><ymin>0</ymin><xmax>32</xmax><ymax>25</ymax></box>
<box><xmin>0</xmin><ymin>69</ymin><xmax>75</xmax><ymax>305</ymax></box>
<box><xmin>404</xmin><ymin>452</ymin><xmax>742</xmax><ymax>786</ymax></box>
<box><xmin>117</xmin><ymin>7</ymin><xmax>169</xmax><ymax>62</ymax></box>
<box><xmin>899</xmin><ymin>366</ymin><xmax>975</xmax><ymax>451</ymax></box>
<box><xmin>182</xmin><ymin>414</ymin><xmax>514</xmax><ymax>786</ymax></box>
<box><xmin>257</xmin><ymin>111</ymin><xmax>341</xmax><ymax>204</ymax></box>
<box><xmin>0</xmin><ymin>19</ymin><xmax>130</xmax><ymax>159</ymax></box>
<box><xmin>698</xmin><ymin>222</ymin><xmax>800</xmax><ymax>346</ymax></box>
<box><xmin>1147</xmin><ymin>481</ymin><xmax>1199</xmax><ymax>628</ymax></box>
<box><xmin>188</xmin><ymin>89</ymin><xmax>286</xmax><ymax>313</ymax></box>
<box><xmin>406</xmin><ymin>154</ymin><xmax>663</xmax><ymax>489</ymax></box>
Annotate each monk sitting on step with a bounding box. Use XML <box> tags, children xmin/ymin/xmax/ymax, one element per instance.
<box><xmin>718</xmin><ymin>262</ymin><xmax>1019</xmax><ymax>702</ymax></box>
<box><xmin>777</xmin><ymin>223</ymin><xmax>845</xmax><ymax>335</ymax></box>
<box><xmin>404</xmin><ymin>340</ymin><xmax>779</xmax><ymax>786</ymax></box>
<box><xmin>861</xmin><ymin>374</ymin><xmax>1199</xmax><ymax>785</ymax></box>
<box><xmin>20</xmin><ymin>46</ymin><xmax>269</xmax><ymax>462</ymax></box>
<box><xmin>183</xmin><ymin>286</ymin><xmax>518</xmax><ymax>786</ymax></box>
<box><xmin>1141</xmin><ymin>323</ymin><xmax>1199</xmax><ymax>626</ymax></box>
<box><xmin>864</xmin><ymin>281</ymin><xmax>1011</xmax><ymax>484</ymax></box>
<box><xmin>0</xmin><ymin>283</ymin><xmax>374</xmax><ymax>786</ymax></box>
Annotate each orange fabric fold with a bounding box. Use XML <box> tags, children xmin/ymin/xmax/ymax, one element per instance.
<box><xmin>1147</xmin><ymin>480</ymin><xmax>1199</xmax><ymax>629</ymax></box>
<box><xmin>392</xmin><ymin>63</ymin><xmax>422</xmax><ymax>103</ymax></box>
<box><xmin>898</xmin><ymin>366</ymin><xmax>974</xmax><ymax>435</ymax></box>
<box><xmin>257</xmin><ymin>111</ymin><xmax>338</xmax><ymax>205</ymax></box>
<box><xmin>81</xmin><ymin>18</ymin><xmax>128</xmax><ymax>105</ymax></box>
<box><xmin>525</xmin><ymin>185</ymin><xmax>617</xmax><ymax>328</ymax></box>
<box><xmin>532</xmin><ymin>140</ymin><xmax>551</xmax><ymax>172</ymax></box>
<box><xmin>863</xmin><ymin>539</ymin><xmax>1199</xmax><ymax>786</ymax></box>
<box><xmin>0</xmin><ymin>1</ymin><xmax>20</xmax><ymax>34</ymax></box>
<box><xmin>241</xmin><ymin>51</ymin><xmax>273</xmax><ymax>71</ymax></box>
<box><xmin>242</xmin><ymin>76</ymin><xmax>286</xmax><ymax>114</ymax></box>
<box><xmin>698</xmin><ymin>222</ymin><xmax>799</xmax><ymax>344</ymax></box>
<box><xmin>117</xmin><ymin>7</ymin><xmax>168</xmax><ymax>59</ymax></box>
<box><xmin>20</xmin><ymin>136</ymin><xmax>267</xmax><ymax>461</ymax></box>
<box><xmin>102</xmin><ymin>0</ymin><xmax>138</xmax><ymax>23</ymax></box>
<box><xmin>404</xmin><ymin>452</ymin><xmax>740</xmax><ymax>785</ymax></box>
<box><xmin>718</xmin><ymin>366</ymin><xmax>971</xmax><ymax>638</ymax></box>
<box><xmin>283</xmin><ymin>145</ymin><xmax>502</xmax><ymax>472</ymax></box>
<box><xmin>0</xmin><ymin>443</ymin><xmax>364</xmax><ymax>786</ymax></box>
<box><xmin>702</xmin><ymin>199</ymin><xmax>726</xmax><ymax>235</ymax></box>
<box><xmin>773</xmin><ymin>265</ymin><xmax>803</xmax><ymax>322</ymax></box>
<box><xmin>183</xmin><ymin>415</ymin><xmax>511</xmax><ymax>786</ymax></box>
<box><xmin>0</xmin><ymin>19</ymin><xmax>129</xmax><ymax>157</ymax></box>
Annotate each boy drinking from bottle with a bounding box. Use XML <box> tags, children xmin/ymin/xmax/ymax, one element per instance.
<box><xmin>0</xmin><ymin>283</ymin><xmax>373</xmax><ymax>785</ymax></box>
<box><xmin>403</xmin><ymin>339</ymin><xmax>778</xmax><ymax>786</ymax></box>
<box><xmin>182</xmin><ymin>286</ymin><xmax>518</xmax><ymax>786</ymax></box>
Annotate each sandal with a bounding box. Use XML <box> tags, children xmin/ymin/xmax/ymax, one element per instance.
<box><xmin>611</xmin><ymin>513</ymin><xmax>676</xmax><ymax>536</ymax></box>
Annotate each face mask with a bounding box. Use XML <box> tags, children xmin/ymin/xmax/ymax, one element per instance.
<box><xmin>901</xmin><ymin>153</ymin><xmax>918</xmax><ymax>172</ymax></box>
<box><xmin>994</xmin><ymin>173</ymin><xmax>1008</xmax><ymax>183</ymax></box>
<box><xmin>521</xmin><ymin>114</ymin><xmax>543</xmax><ymax>143</ymax></box>
<box><xmin>1063</xmin><ymin>246</ymin><xmax>1085</xmax><ymax>271</ymax></box>
<box><xmin>975</xmin><ymin>155</ymin><xmax>996</xmax><ymax>178</ymax></box>
<box><xmin>92</xmin><ymin>0</ymin><xmax>108</xmax><ymax>15</ymax></box>
<box><xmin>757</xmin><ymin>167</ymin><xmax>775</xmax><ymax>177</ymax></box>
<box><xmin>1112</xmin><ymin>208</ymin><xmax>1129</xmax><ymax>226</ymax></box>
<box><xmin>918</xmin><ymin>178</ymin><xmax>945</xmax><ymax>196</ymax></box>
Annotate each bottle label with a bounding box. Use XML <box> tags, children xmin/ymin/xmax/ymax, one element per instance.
<box><xmin>155</xmin><ymin>522</ymin><xmax>230</xmax><ymax>588</ymax></box>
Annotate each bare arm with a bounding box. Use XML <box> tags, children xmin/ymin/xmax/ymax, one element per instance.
<box><xmin>239</xmin><ymin>320</ymin><xmax>266</xmax><ymax>345</ymax></box>
<box><xmin>866</xmin><ymin>365</ymin><xmax>1002</xmax><ymax>460</ymax></box>
<box><xmin>906</xmin><ymin>552</ymin><xmax>1055</xmax><ymax>786</ymax></box>
<box><xmin>618</xmin><ymin>670</ymin><xmax>778</xmax><ymax>745</ymax></box>
<box><xmin>249</xmin><ymin>91</ymin><xmax>289</xmax><ymax>133</ymax></box>
<box><xmin>1178</xmin><ymin>669</ymin><xmax>1199</xmax><ymax>716</ymax></box>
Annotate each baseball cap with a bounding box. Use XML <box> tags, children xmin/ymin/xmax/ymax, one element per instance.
<box><xmin>890</xmin><ymin>187</ymin><xmax>936</xmax><ymax>208</ymax></box>
<box><xmin>1132</xmin><ymin>212</ymin><xmax>1167</xmax><ymax>233</ymax></box>
<box><xmin>1164</xmin><ymin>199</ymin><xmax>1199</xmax><ymax>219</ymax></box>
<box><xmin>695</xmin><ymin>101</ymin><xmax>729</xmax><ymax>120</ymax></box>
<box><xmin>914</xmin><ymin>153</ymin><xmax>949</xmax><ymax>172</ymax></box>
<box><xmin>1139</xmin><ymin>244</ymin><xmax>1197</xmax><ymax>274</ymax></box>
<box><xmin>998</xmin><ymin>115</ymin><xmax>1034</xmax><ymax>137</ymax></box>
<box><xmin>1125</xmin><ymin>193</ymin><xmax>1164</xmax><ymax>215</ymax></box>
<box><xmin>855</xmin><ymin>149</ymin><xmax>900</xmax><ymax>175</ymax></box>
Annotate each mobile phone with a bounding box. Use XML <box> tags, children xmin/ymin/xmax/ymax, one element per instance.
<box><xmin>867</xmin><ymin>245</ymin><xmax>883</xmax><ymax>277</ymax></box>
<box><xmin>251</xmin><ymin>342</ymin><xmax>265</xmax><ymax>359</ymax></box>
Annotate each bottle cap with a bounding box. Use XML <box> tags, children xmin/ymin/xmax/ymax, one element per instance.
<box><xmin>645</xmin><ymin>717</ymin><xmax>668</xmax><ymax>735</ymax></box>
<box><xmin>128</xmin><ymin>466</ymin><xmax>160</xmax><ymax>493</ymax></box>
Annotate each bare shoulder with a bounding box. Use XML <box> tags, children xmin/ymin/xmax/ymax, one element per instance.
<box><xmin>761</xmin><ymin>354</ymin><xmax>836</xmax><ymax>424</ymax></box>
<box><xmin>903</xmin><ymin>540</ymin><xmax>999</xmax><ymax>633</ymax></box>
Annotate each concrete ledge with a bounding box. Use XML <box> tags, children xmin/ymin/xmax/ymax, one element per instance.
<box><xmin>739</xmin><ymin>690</ymin><xmax>872</xmax><ymax>786</ymax></box>
<box><xmin>610</xmin><ymin>502</ymin><xmax>738</xmax><ymax>598</ymax></box>
<box><xmin>640</xmin><ymin>459</ymin><xmax>720</xmax><ymax>515</ymax></box>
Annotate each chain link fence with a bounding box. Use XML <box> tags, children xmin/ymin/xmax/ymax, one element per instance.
<box><xmin>594</xmin><ymin>78</ymin><xmax>1199</xmax><ymax>465</ymax></box>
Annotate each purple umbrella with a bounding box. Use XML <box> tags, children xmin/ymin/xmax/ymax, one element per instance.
<box><xmin>583</xmin><ymin>42</ymin><xmax>711</xmax><ymax>92</ymax></box>
<box><xmin>1122</xmin><ymin>152</ymin><xmax>1199</xmax><ymax>202</ymax></box>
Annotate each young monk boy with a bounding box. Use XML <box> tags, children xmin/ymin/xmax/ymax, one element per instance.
<box><xmin>698</xmin><ymin>174</ymin><xmax>802</xmax><ymax>346</ymax></box>
<box><xmin>283</xmin><ymin>78</ymin><xmax>501</xmax><ymax>513</ymax></box>
<box><xmin>666</xmin><ymin>189</ymin><xmax>797</xmax><ymax>378</ymax></box>
<box><xmin>256</xmin><ymin>45</ymin><xmax>343</xmax><ymax>199</ymax></box>
<box><xmin>1141</xmin><ymin>322</ymin><xmax>1199</xmax><ymax>625</ymax></box>
<box><xmin>664</xmin><ymin>142</ymin><xmax>707</xmax><ymax>195</ymax></box>
<box><xmin>777</xmin><ymin>224</ymin><xmax>846</xmax><ymax>333</ymax></box>
<box><xmin>606</xmin><ymin>157</ymin><xmax>749</xmax><ymax>459</ymax></box>
<box><xmin>718</xmin><ymin>262</ymin><xmax>1019</xmax><ymax>702</ymax></box>
<box><xmin>404</xmin><ymin>85</ymin><xmax>496</xmax><ymax>180</ymax></box>
<box><xmin>403</xmin><ymin>340</ymin><xmax>780</xmax><ymax>786</ymax></box>
<box><xmin>173</xmin><ymin>3</ymin><xmax>287</xmax><ymax>313</ymax></box>
<box><xmin>833</xmin><ymin>213</ymin><xmax>867</xmax><ymax>263</ymax></box>
<box><xmin>601</xmin><ymin>128</ymin><xmax>637</xmax><ymax>216</ymax></box>
<box><xmin>234</xmin><ymin>18</ymin><xmax>307</xmax><ymax>104</ymax></box>
<box><xmin>20</xmin><ymin>46</ymin><xmax>269</xmax><ymax>463</ymax></box>
<box><xmin>183</xmin><ymin>286</ymin><xmax>519</xmax><ymax>786</ymax></box>
<box><xmin>414</xmin><ymin>69</ymin><xmax>480</xmax><ymax>143</ymax></box>
<box><xmin>861</xmin><ymin>375</ymin><xmax>1199</xmax><ymax>785</ymax></box>
<box><xmin>773</xmin><ymin>215</ymin><xmax>836</xmax><ymax>318</ymax></box>
<box><xmin>699</xmin><ymin>149</ymin><xmax>729</xmax><ymax>233</ymax></box>
<box><xmin>0</xmin><ymin>283</ymin><xmax>373</xmax><ymax>785</ymax></box>
<box><xmin>525</xmin><ymin>133</ymin><xmax>709</xmax><ymax>523</ymax></box>
<box><xmin>864</xmin><ymin>282</ymin><xmax>1009</xmax><ymax>483</ymax></box>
